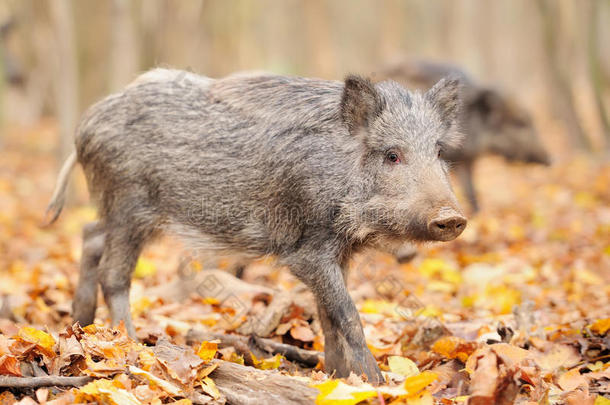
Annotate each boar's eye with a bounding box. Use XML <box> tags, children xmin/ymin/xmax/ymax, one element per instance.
<box><xmin>386</xmin><ymin>151</ymin><xmax>401</xmax><ymax>164</ymax></box>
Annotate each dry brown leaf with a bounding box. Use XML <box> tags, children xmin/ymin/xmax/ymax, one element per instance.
<box><xmin>152</xmin><ymin>338</ymin><xmax>204</xmax><ymax>385</ymax></box>
<box><xmin>557</xmin><ymin>368</ymin><xmax>587</xmax><ymax>391</ymax></box>
<box><xmin>0</xmin><ymin>353</ymin><xmax>22</xmax><ymax>376</ymax></box>
<box><xmin>290</xmin><ymin>323</ymin><xmax>316</xmax><ymax>342</ymax></box>
<box><xmin>467</xmin><ymin>347</ymin><xmax>499</xmax><ymax>404</ymax></box>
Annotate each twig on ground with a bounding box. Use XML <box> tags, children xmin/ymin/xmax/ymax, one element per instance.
<box><xmin>0</xmin><ymin>375</ymin><xmax>92</xmax><ymax>388</ymax></box>
<box><xmin>187</xmin><ymin>328</ymin><xmax>323</xmax><ymax>368</ymax></box>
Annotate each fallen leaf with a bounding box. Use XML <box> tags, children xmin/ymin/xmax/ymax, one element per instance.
<box><xmin>134</xmin><ymin>258</ymin><xmax>157</xmax><ymax>278</ymax></box>
<box><xmin>200</xmin><ymin>377</ymin><xmax>221</xmax><ymax>399</ymax></box>
<box><xmin>196</xmin><ymin>341</ymin><xmax>218</xmax><ymax>363</ymax></box>
<box><xmin>15</xmin><ymin>326</ymin><xmax>56</xmax><ymax>357</ymax></box>
<box><xmin>314</xmin><ymin>379</ymin><xmax>377</xmax><ymax>405</ymax></box>
<box><xmin>557</xmin><ymin>368</ymin><xmax>587</xmax><ymax>391</ymax></box>
<box><xmin>589</xmin><ymin>319</ymin><xmax>610</xmax><ymax>336</ymax></box>
<box><xmin>253</xmin><ymin>353</ymin><xmax>284</xmax><ymax>370</ymax></box>
<box><xmin>0</xmin><ymin>354</ymin><xmax>21</xmax><ymax>376</ymax></box>
<box><xmin>388</xmin><ymin>356</ymin><xmax>419</xmax><ymax>378</ymax></box>
<box><xmin>128</xmin><ymin>365</ymin><xmax>182</xmax><ymax>396</ymax></box>
<box><xmin>403</xmin><ymin>371</ymin><xmax>438</xmax><ymax>397</ymax></box>
<box><xmin>431</xmin><ymin>336</ymin><xmax>477</xmax><ymax>363</ymax></box>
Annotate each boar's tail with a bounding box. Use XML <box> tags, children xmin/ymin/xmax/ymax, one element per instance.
<box><xmin>43</xmin><ymin>151</ymin><xmax>77</xmax><ymax>226</ymax></box>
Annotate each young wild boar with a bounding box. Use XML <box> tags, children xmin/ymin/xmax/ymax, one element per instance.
<box><xmin>46</xmin><ymin>69</ymin><xmax>466</xmax><ymax>383</ymax></box>
<box><xmin>377</xmin><ymin>58</ymin><xmax>550</xmax><ymax>212</ymax></box>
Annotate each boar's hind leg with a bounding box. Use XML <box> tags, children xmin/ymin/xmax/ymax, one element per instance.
<box><xmin>72</xmin><ymin>221</ymin><xmax>105</xmax><ymax>327</ymax></box>
<box><xmin>97</xmin><ymin>217</ymin><xmax>151</xmax><ymax>337</ymax></box>
<box><xmin>289</xmin><ymin>257</ymin><xmax>384</xmax><ymax>384</ymax></box>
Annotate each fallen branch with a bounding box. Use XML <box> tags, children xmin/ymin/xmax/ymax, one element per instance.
<box><xmin>209</xmin><ymin>360</ymin><xmax>318</xmax><ymax>405</ymax></box>
<box><xmin>187</xmin><ymin>328</ymin><xmax>323</xmax><ymax>368</ymax></box>
<box><xmin>0</xmin><ymin>375</ymin><xmax>92</xmax><ymax>388</ymax></box>
<box><xmin>148</xmin><ymin>269</ymin><xmax>276</xmax><ymax>302</ymax></box>
<box><xmin>251</xmin><ymin>335</ymin><xmax>322</xmax><ymax>368</ymax></box>
<box><xmin>237</xmin><ymin>291</ymin><xmax>294</xmax><ymax>337</ymax></box>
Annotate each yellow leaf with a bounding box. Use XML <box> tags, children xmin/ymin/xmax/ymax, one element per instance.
<box><xmin>253</xmin><ymin>353</ymin><xmax>284</xmax><ymax>370</ymax></box>
<box><xmin>406</xmin><ymin>390</ymin><xmax>434</xmax><ymax>405</ymax></box>
<box><xmin>76</xmin><ymin>378</ymin><xmax>142</xmax><ymax>405</ymax></box>
<box><xmin>361</xmin><ymin>299</ymin><xmax>396</xmax><ymax>315</ymax></box>
<box><xmin>485</xmin><ymin>285</ymin><xmax>521</xmax><ymax>315</ymax></box>
<box><xmin>196</xmin><ymin>341</ymin><xmax>218</xmax><ymax>362</ymax></box>
<box><xmin>138</xmin><ymin>348</ymin><xmax>157</xmax><ymax>371</ymax></box>
<box><xmin>132</xmin><ymin>296</ymin><xmax>153</xmax><ymax>317</ymax></box>
<box><xmin>82</xmin><ymin>324</ymin><xmax>98</xmax><ymax>334</ymax></box>
<box><xmin>414</xmin><ymin>306</ymin><xmax>442</xmax><ymax>318</ymax></box>
<box><xmin>228</xmin><ymin>352</ymin><xmax>244</xmax><ymax>365</ymax></box>
<box><xmin>589</xmin><ymin>319</ymin><xmax>610</xmax><ymax>335</ymax></box>
<box><xmin>200</xmin><ymin>377</ymin><xmax>221</xmax><ymax>399</ymax></box>
<box><xmin>595</xmin><ymin>395</ymin><xmax>610</xmax><ymax>405</ymax></box>
<box><xmin>198</xmin><ymin>363</ymin><xmax>219</xmax><ymax>379</ymax></box>
<box><xmin>134</xmin><ymin>257</ymin><xmax>156</xmax><ymax>278</ymax></box>
<box><xmin>128</xmin><ymin>365</ymin><xmax>182</xmax><ymax>396</ymax></box>
<box><xmin>403</xmin><ymin>371</ymin><xmax>437</xmax><ymax>396</ymax></box>
<box><xmin>314</xmin><ymin>379</ymin><xmax>377</xmax><ymax>405</ymax></box>
<box><xmin>16</xmin><ymin>326</ymin><xmax>56</xmax><ymax>357</ymax></box>
<box><xmin>388</xmin><ymin>356</ymin><xmax>419</xmax><ymax>378</ymax></box>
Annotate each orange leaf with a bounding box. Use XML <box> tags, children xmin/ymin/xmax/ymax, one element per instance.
<box><xmin>197</xmin><ymin>341</ymin><xmax>218</xmax><ymax>363</ymax></box>
<box><xmin>431</xmin><ymin>336</ymin><xmax>476</xmax><ymax>363</ymax></box>
<box><xmin>15</xmin><ymin>327</ymin><xmax>56</xmax><ymax>358</ymax></box>
<box><xmin>589</xmin><ymin>319</ymin><xmax>610</xmax><ymax>336</ymax></box>
<box><xmin>0</xmin><ymin>354</ymin><xmax>22</xmax><ymax>376</ymax></box>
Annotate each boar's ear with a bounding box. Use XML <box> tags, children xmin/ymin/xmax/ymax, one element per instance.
<box><xmin>426</xmin><ymin>76</ymin><xmax>462</xmax><ymax>130</ymax></box>
<box><xmin>341</xmin><ymin>75</ymin><xmax>385</xmax><ymax>136</ymax></box>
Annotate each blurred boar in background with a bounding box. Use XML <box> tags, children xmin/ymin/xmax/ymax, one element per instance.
<box><xmin>0</xmin><ymin>18</ymin><xmax>24</xmax><ymax>86</ymax></box>
<box><xmin>377</xmin><ymin>58</ymin><xmax>550</xmax><ymax>212</ymax></box>
<box><xmin>46</xmin><ymin>68</ymin><xmax>466</xmax><ymax>383</ymax></box>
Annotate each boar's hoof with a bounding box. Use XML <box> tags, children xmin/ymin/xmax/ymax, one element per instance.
<box><xmin>427</xmin><ymin>211</ymin><xmax>466</xmax><ymax>241</ymax></box>
<box><xmin>326</xmin><ymin>347</ymin><xmax>384</xmax><ymax>385</ymax></box>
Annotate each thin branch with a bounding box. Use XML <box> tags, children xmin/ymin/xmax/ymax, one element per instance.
<box><xmin>187</xmin><ymin>328</ymin><xmax>323</xmax><ymax>368</ymax></box>
<box><xmin>0</xmin><ymin>375</ymin><xmax>92</xmax><ymax>388</ymax></box>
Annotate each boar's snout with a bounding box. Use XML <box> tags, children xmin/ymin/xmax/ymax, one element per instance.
<box><xmin>427</xmin><ymin>208</ymin><xmax>467</xmax><ymax>241</ymax></box>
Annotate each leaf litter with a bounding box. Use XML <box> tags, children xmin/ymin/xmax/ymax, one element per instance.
<box><xmin>0</xmin><ymin>126</ymin><xmax>608</xmax><ymax>403</ymax></box>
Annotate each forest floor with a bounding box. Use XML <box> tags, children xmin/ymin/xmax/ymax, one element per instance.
<box><xmin>0</xmin><ymin>123</ymin><xmax>609</xmax><ymax>404</ymax></box>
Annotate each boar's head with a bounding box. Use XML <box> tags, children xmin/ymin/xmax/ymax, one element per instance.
<box><xmin>469</xmin><ymin>88</ymin><xmax>550</xmax><ymax>165</ymax></box>
<box><xmin>340</xmin><ymin>75</ymin><xmax>467</xmax><ymax>243</ymax></box>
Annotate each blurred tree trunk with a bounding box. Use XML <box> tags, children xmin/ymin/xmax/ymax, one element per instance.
<box><xmin>536</xmin><ymin>0</ymin><xmax>592</xmax><ymax>152</ymax></box>
<box><xmin>587</xmin><ymin>0</ymin><xmax>610</xmax><ymax>152</ymax></box>
<box><xmin>49</xmin><ymin>0</ymin><xmax>78</xmax><ymax>161</ymax></box>
<box><xmin>110</xmin><ymin>0</ymin><xmax>139</xmax><ymax>91</ymax></box>
<box><xmin>379</xmin><ymin>0</ymin><xmax>401</xmax><ymax>63</ymax></box>
<box><xmin>302</xmin><ymin>0</ymin><xmax>335</xmax><ymax>79</ymax></box>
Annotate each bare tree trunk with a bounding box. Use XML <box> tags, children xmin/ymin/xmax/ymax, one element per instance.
<box><xmin>536</xmin><ymin>0</ymin><xmax>592</xmax><ymax>152</ymax></box>
<box><xmin>587</xmin><ymin>0</ymin><xmax>610</xmax><ymax>152</ymax></box>
<box><xmin>49</xmin><ymin>0</ymin><xmax>79</xmax><ymax>162</ymax></box>
<box><xmin>302</xmin><ymin>0</ymin><xmax>335</xmax><ymax>79</ymax></box>
<box><xmin>110</xmin><ymin>0</ymin><xmax>139</xmax><ymax>91</ymax></box>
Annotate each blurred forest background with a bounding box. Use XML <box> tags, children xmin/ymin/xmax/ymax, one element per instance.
<box><xmin>0</xmin><ymin>0</ymin><xmax>609</xmax><ymax>163</ymax></box>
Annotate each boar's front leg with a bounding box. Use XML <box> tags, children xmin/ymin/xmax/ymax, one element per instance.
<box><xmin>289</xmin><ymin>256</ymin><xmax>383</xmax><ymax>384</ymax></box>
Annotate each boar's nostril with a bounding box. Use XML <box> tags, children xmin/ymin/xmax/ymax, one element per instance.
<box><xmin>428</xmin><ymin>214</ymin><xmax>467</xmax><ymax>241</ymax></box>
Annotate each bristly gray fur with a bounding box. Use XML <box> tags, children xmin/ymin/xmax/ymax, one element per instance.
<box><xmin>48</xmin><ymin>68</ymin><xmax>467</xmax><ymax>383</ymax></box>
